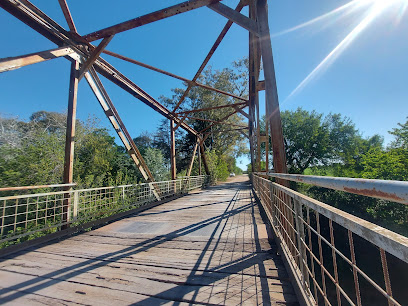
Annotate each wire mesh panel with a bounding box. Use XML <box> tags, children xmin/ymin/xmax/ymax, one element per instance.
<box><xmin>252</xmin><ymin>174</ymin><xmax>408</xmax><ymax>306</ymax></box>
<box><xmin>0</xmin><ymin>175</ymin><xmax>207</xmax><ymax>247</ymax></box>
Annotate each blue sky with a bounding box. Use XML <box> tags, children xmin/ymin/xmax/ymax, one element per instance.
<box><xmin>1</xmin><ymin>0</ymin><xmax>407</xmax><ymax>170</ymax></box>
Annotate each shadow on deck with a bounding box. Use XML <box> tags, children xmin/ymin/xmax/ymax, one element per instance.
<box><xmin>0</xmin><ymin>175</ymin><xmax>298</xmax><ymax>305</ymax></box>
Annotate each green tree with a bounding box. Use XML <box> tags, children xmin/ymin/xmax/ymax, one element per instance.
<box><xmin>143</xmin><ymin>148</ymin><xmax>169</xmax><ymax>181</ymax></box>
<box><xmin>280</xmin><ymin>109</ymin><xmax>330</xmax><ymax>174</ymax></box>
<box><xmin>0</xmin><ymin>112</ymin><xmax>67</xmax><ymax>187</ymax></box>
<box><xmin>361</xmin><ymin>147</ymin><xmax>408</xmax><ymax>181</ymax></box>
<box><xmin>307</xmin><ymin>118</ymin><xmax>408</xmax><ymax>236</ymax></box>
<box><xmin>0</xmin><ymin>112</ymin><xmax>142</xmax><ymax>188</ymax></box>
<box><xmin>389</xmin><ymin>117</ymin><xmax>408</xmax><ymax>149</ymax></box>
<box><xmin>159</xmin><ymin>60</ymin><xmax>249</xmax><ymax>178</ymax></box>
<box><xmin>261</xmin><ymin>108</ymin><xmax>382</xmax><ymax>174</ymax></box>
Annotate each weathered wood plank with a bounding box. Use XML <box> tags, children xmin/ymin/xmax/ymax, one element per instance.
<box><xmin>0</xmin><ymin>176</ymin><xmax>297</xmax><ymax>305</ymax></box>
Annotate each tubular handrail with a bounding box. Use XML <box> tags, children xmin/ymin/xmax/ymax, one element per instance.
<box><xmin>271</xmin><ymin>178</ymin><xmax>408</xmax><ymax>263</ymax></box>
<box><xmin>255</xmin><ymin>172</ymin><xmax>408</xmax><ymax>204</ymax></box>
<box><xmin>252</xmin><ymin>173</ymin><xmax>408</xmax><ymax>306</ymax></box>
<box><xmin>0</xmin><ymin>175</ymin><xmax>208</xmax><ymax>246</ymax></box>
<box><xmin>0</xmin><ymin>183</ymin><xmax>77</xmax><ymax>192</ymax></box>
<box><xmin>0</xmin><ymin>176</ymin><xmax>207</xmax><ymax>201</ymax></box>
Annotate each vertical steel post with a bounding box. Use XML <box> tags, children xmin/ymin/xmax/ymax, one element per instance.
<box><xmin>294</xmin><ymin>199</ymin><xmax>309</xmax><ymax>290</ymax></box>
<box><xmin>249</xmin><ymin>0</ymin><xmax>259</xmax><ymax>172</ymax></box>
<box><xmin>198</xmin><ymin>141</ymin><xmax>202</xmax><ymax>175</ymax></box>
<box><xmin>199</xmin><ymin>143</ymin><xmax>210</xmax><ymax>175</ymax></box>
<box><xmin>170</xmin><ymin>119</ymin><xmax>177</xmax><ymax>180</ymax></box>
<box><xmin>257</xmin><ymin>0</ymin><xmax>288</xmax><ymax>182</ymax></box>
<box><xmin>62</xmin><ymin>60</ymin><xmax>79</xmax><ymax>228</ymax></box>
<box><xmin>187</xmin><ymin>141</ymin><xmax>199</xmax><ymax>177</ymax></box>
<box><xmin>265</xmin><ymin>123</ymin><xmax>269</xmax><ymax>172</ymax></box>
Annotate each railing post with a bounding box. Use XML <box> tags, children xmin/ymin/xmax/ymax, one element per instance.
<box><xmin>62</xmin><ymin>60</ymin><xmax>79</xmax><ymax>229</ymax></box>
<box><xmin>73</xmin><ymin>190</ymin><xmax>78</xmax><ymax>220</ymax></box>
<box><xmin>148</xmin><ymin>183</ymin><xmax>153</xmax><ymax>199</ymax></box>
<box><xmin>170</xmin><ymin>119</ymin><xmax>177</xmax><ymax>181</ymax></box>
<box><xmin>269</xmin><ymin>181</ymin><xmax>277</xmax><ymax>227</ymax></box>
<box><xmin>1</xmin><ymin>200</ymin><xmax>6</xmax><ymax>237</ymax></box>
<box><xmin>294</xmin><ymin>198</ymin><xmax>309</xmax><ymax>292</ymax></box>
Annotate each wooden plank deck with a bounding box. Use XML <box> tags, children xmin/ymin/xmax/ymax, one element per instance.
<box><xmin>0</xmin><ymin>175</ymin><xmax>298</xmax><ymax>305</ymax></box>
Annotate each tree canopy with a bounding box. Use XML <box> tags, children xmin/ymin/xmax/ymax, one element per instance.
<box><xmin>0</xmin><ymin>112</ymin><xmax>143</xmax><ymax>188</ymax></box>
<box><xmin>258</xmin><ymin>108</ymin><xmax>383</xmax><ymax>174</ymax></box>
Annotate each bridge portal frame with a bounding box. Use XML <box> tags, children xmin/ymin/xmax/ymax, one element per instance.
<box><xmin>0</xmin><ymin>0</ymin><xmax>288</xmax><ymax>225</ymax></box>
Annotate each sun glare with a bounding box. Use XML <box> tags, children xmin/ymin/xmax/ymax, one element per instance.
<box><xmin>282</xmin><ymin>0</ymin><xmax>408</xmax><ymax>102</ymax></box>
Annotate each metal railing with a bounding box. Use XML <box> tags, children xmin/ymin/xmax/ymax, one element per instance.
<box><xmin>252</xmin><ymin>173</ymin><xmax>408</xmax><ymax>306</ymax></box>
<box><xmin>0</xmin><ymin>183</ymin><xmax>76</xmax><ymax>193</ymax></box>
<box><xmin>268</xmin><ymin>173</ymin><xmax>408</xmax><ymax>205</ymax></box>
<box><xmin>0</xmin><ymin>175</ymin><xmax>207</xmax><ymax>246</ymax></box>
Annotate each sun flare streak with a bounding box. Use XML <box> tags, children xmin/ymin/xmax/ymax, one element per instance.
<box><xmin>271</xmin><ymin>0</ymin><xmax>371</xmax><ymax>37</ymax></box>
<box><xmin>284</xmin><ymin>0</ymin><xmax>407</xmax><ymax>102</ymax></box>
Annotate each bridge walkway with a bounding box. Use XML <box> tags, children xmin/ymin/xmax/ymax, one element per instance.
<box><xmin>0</xmin><ymin>176</ymin><xmax>298</xmax><ymax>305</ymax></box>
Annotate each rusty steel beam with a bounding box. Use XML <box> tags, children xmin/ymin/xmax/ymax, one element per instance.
<box><xmin>94</xmin><ymin>57</ymin><xmax>200</xmax><ymax>137</ymax></box>
<box><xmin>0</xmin><ymin>46</ymin><xmax>75</xmax><ymax>73</ymax></box>
<box><xmin>198</xmin><ymin>142</ymin><xmax>202</xmax><ymax>175</ymax></box>
<box><xmin>57</xmin><ymin>0</ymin><xmax>77</xmax><ymax>32</ymax></box>
<box><xmin>84</xmin><ymin>68</ymin><xmax>155</xmax><ymax>183</ymax></box>
<box><xmin>176</xmin><ymin>101</ymin><xmax>247</xmax><ymax>115</ymax></box>
<box><xmin>170</xmin><ymin>119</ymin><xmax>177</xmax><ymax>180</ymax></box>
<box><xmin>265</xmin><ymin>123</ymin><xmax>269</xmax><ymax>171</ymax></box>
<box><xmin>85</xmin><ymin>68</ymin><xmax>162</xmax><ymax>201</ymax></box>
<box><xmin>173</xmin><ymin>114</ymin><xmax>189</xmax><ymax>131</ymax></box>
<box><xmin>199</xmin><ymin>106</ymin><xmax>244</xmax><ymax>134</ymax></box>
<box><xmin>249</xmin><ymin>0</ymin><xmax>261</xmax><ymax>172</ymax></box>
<box><xmin>102</xmin><ymin>50</ymin><xmax>247</xmax><ymax>102</ymax></box>
<box><xmin>233</xmin><ymin>105</ymin><xmax>249</xmax><ymax>119</ymax></box>
<box><xmin>201</xmin><ymin>133</ymin><xmax>211</xmax><ymax>144</ymax></box>
<box><xmin>78</xmin><ymin>35</ymin><xmax>114</xmax><ymax>79</ymax></box>
<box><xmin>186</xmin><ymin>116</ymin><xmax>247</xmax><ymax>128</ymax></box>
<box><xmin>84</xmin><ymin>0</ymin><xmax>221</xmax><ymax>42</ymax></box>
<box><xmin>172</xmin><ymin>0</ymin><xmax>246</xmax><ymax>112</ymax></box>
<box><xmin>187</xmin><ymin>141</ymin><xmax>199</xmax><ymax>177</ymax></box>
<box><xmin>62</xmin><ymin>60</ymin><xmax>79</xmax><ymax>228</ymax></box>
<box><xmin>1</xmin><ymin>0</ymin><xmax>199</xmax><ymax>138</ymax></box>
<box><xmin>239</xmin><ymin>130</ymin><xmax>249</xmax><ymax>139</ymax></box>
<box><xmin>199</xmin><ymin>143</ymin><xmax>210</xmax><ymax>175</ymax></box>
<box><xmin>0</xmin><ymin>0</ymin><xmax>79</xmax><ymax>47</ymax></box>
<box><xmin>204</xmin><ymin>126</ymin><xmax>248</xmax><ymax>134</ymax></box>
<box><xmin>248</xmin><ymin>0</ymin><xmax>257</xmax><ymax>172</ymax></box>
<box><xmin>257</xmin><ymin>80</ymin><xmax>265</xmax><ymax>91</ymax></box>
<box><xmin>208</xmin><ymin>2</ymin><xmax>259</xmax><ymax>36</ymax></box>
<box><xmin>257</xmin><ymin>0</ymin><xmax>288</xmax><ymax>176</ymax></box>
<box><xmin>63</xmin><ymin>60</ymin><xmax>79</xmax><ymax>185</ymax></box>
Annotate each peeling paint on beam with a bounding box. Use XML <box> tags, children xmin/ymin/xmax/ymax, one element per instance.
<box><xmin>93</xmin><ymin>58</ymin><xmax>199</xmax><ymax>137</ymax></box>
<box><xmin>0</xmin><ymin>0</ymin><xmax>199</xmax><ymax>137</ymax></box>
<box><xmin>0</xmin><ymin>46</ymin><xmax>74</xmax><ymax>73</ymax></box>
<box><xmin>267</xmin><ymin>173</ymin><xmax>408</xmax><ymax>205</ymax></box>
<box><xmin>172</xmin><ymin>0</ymin><xmax>246</xmax><ymax>112</ymax></box>
<box><xmin>84</xmin><ymin>0</ymin><xmax>222</xmax><ymax>42</ymax></box>
<box><xmin>102</xmin><ymin>50</ymin><xmax>247</xmax><ymax>102</ymax></box>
